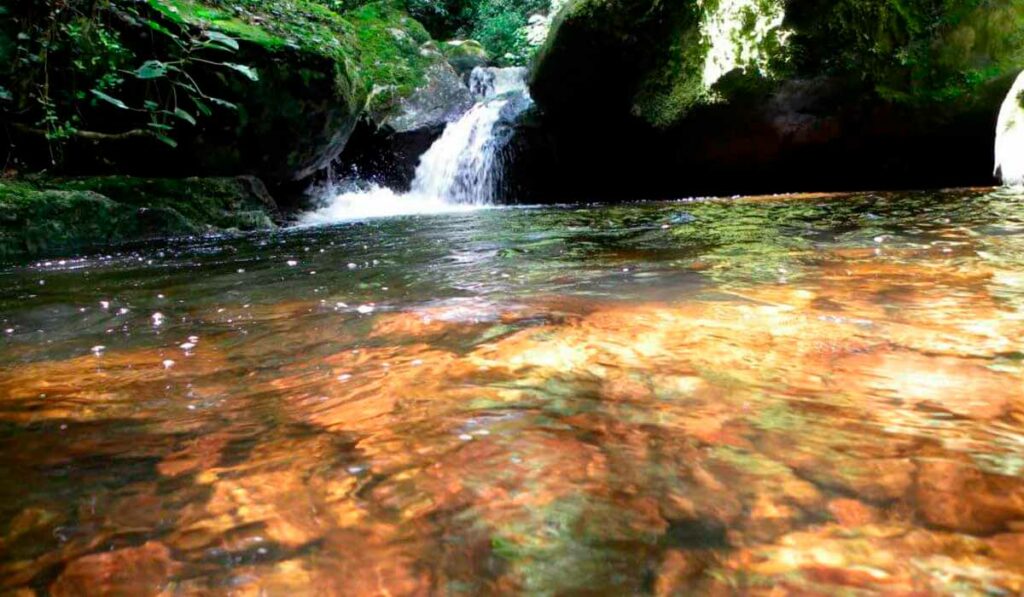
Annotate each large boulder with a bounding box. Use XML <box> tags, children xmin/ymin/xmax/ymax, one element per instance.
<box><xmin>368</xmin><ymin>46</ymin><xmax>474</xmax><ymax>134</ymax></box>
<box><xmin>3</xmin><ymin>0</ymin><xmax>446</xmax><ymax>186</ymax></box>
<box><xmin>148</xmin><ymin>0</ymin><xmax>442</xmax><ymax>182</ymax></box>
<box><xmin>527</xmin><ymin>0</ymin><xmax>1024</xmax><ymax>199</ymax></box>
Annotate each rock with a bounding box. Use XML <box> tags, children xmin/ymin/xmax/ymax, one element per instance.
<box><xmin>705</xmin><ymin>524</ymin><xmax>1024</xmax><ymax>594</ymax></box>
<box><xmin>371</xmin><ymin>58</ymin><xmax>474</xmax><ymax>134</ymax></box>
<box><xmin>914</xmin><ymin>459</ymin><xmax>1024</xmax><ymax>534</ymax></box>
<box><xmin>527</xmin><ymin>0</ymin><xmax>1024</xmax><ymax>200</ymax></box>
<box><xmin>154</xmin><ymin>1</ymin><xmax>435</xmax><ymax>183</ymax></box>
<box><xmin>50</xmin><ymin>541</ymin><xmax>180</xmax><ymax>597</ymax></box>
<box><xmin>988</xmin><ymin>533</ymin><xmax>1024</xmax><ymax>564</ymax></box>
<box><xmin>7</xmin><ymin>1</ymin><xmax>444</xmax><ymax>185</ymax></box>
<box><xmin>654</xmin><ymin>549</ymin><xmax>715</xmax><ymax>596</ymax></box>
<box><xmin>828</xmin><ymin>498</ymin><xmax>881</xmax><ymax>527</ymax></box>
<box><xmin>0</xmin><ymin>176</ymin><xmax>278</xmax><ymax>258</ymax></box>
<box><xmin>442</xmin><ymin>40</ymin><xmax>491</xmax><ymax>77</ymax></box>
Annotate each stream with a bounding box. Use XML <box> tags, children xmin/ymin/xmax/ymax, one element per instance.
<box><xmin>2</xmin><ymin>188</ymin><xmax>1024</xmax><ymax>593</ymax></box>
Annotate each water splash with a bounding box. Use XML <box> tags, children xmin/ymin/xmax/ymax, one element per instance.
<box><xmin>995</xmin><ymin>70</ymin><xmax>1024</xmax><ymax>187</ymax></box>
<box><xmin>300</xmin><ymin>67</ymin><xmax>532</xmax><ymax>225</ymax></box>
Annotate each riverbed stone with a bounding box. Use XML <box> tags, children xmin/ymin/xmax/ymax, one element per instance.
<box><xmin>49</xmin><ymin>541</ymin><xmax>180</xmax><ymax>597</ymax></box>
<box><xmin>914</xmin><ymin>459</ymin><xmax>1024</xmax><ymax>534</ymax></box>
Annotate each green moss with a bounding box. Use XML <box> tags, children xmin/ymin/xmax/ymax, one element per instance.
<box><xmin>0</xmin><ymin>177</ymin><xmax>277</xmax><ymax>259</ymax></box>
<box><xmin>345</xmin><ymin>1</ymin><xmax>434</xmax><ymax>110</ymax></box>
<box><xmin>631</xmin><ymin>11</ymin><xmax>707</xmax><ymax>128</ymax></box>
<box><xmin>789</xmin><ymin>0</ymin><xmax>1024</xmax><ymax>105</ymax></box>
<box><xmin>148</xmin><ymin>0</ymin><xmax>441</xmax><ymax>105</ymax></box>
<box><xmin>148</xmin><ymin>0</ymin><xmax>288</xmax><ymax>48</ymax></box>
<box><xmin>442</xmin><ymin>39</ymin><xmax>488</xmax><ymax>59</ymax></box>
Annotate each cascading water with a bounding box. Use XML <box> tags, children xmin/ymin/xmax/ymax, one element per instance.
<box><xmin>995</xmin><ymin>70</ymin><xmax>1024</xmax><ymax>187</ymax></box>
<box><xmin>300</xmin><ymin>67</ymin><xmax>532</xmax><ymax>224</ymax></box>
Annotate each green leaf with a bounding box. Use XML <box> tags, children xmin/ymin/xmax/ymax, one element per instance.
<box><xmin>134</xmin><ymin>60</ymin><xmax>168</xmax><ymax>79</ymax></box>
<box><xmin>207</xmin><ymin>96</ymin><xmax>238</xmax><ymax>111</ymax></box>
<box><xmin>146</xmin><ymin>121</ymin><xmax>174</xmax><ymax>131</ymax></box>
<box><xmin>0</xmin><ymin>86</ymin><xmax>11</xmax><ymax>102</ymax></box>
<box><xmin>205</xmin><ymin>31</ymin><xmax>239</xmax><ymax>51</ymax></box>
<box><xmin>91</xmin><ymin>89</ymin><xmax>129</xmax><ymax>109</ymax></box>
<box><xmin>147</xmin><ymin>20</ymin><xmax>176</xmax><ymax>38</ymax></box>
<box><xmin>144</xmin><ymin>100</ymin><xmax>159</xmax><ymax>110</ymax></box>
<box><xmin>173</xmin><ymin>107</ymin><xmax>197</xmax><ymax>125</ymax></box>
<box><xmin>172</xmin><ymin>80</ymin><xmax>200</xmax><ymax>94</ymax></box>
<box><xmin>192</xmin><ymin>98</ymin><xmax>212</xmax><ymax>117</ymax></box>
<box><xmin>222</xmin><ymin>63</ymin><xmax>259</xmax><ymax>81</ymax></box>
<box><xmin>154</xmin><ymin>134</ymin><xmax>178</xmax><ymax>148</ymax></box>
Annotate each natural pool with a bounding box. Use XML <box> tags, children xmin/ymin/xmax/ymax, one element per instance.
<box><xmin>2</xmin><ymin>189</ymin><xmax>1024</xmax><ymax>594</ymax></box>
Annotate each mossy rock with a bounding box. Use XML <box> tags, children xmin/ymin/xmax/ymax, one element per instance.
<box><xmin>443</xmin><ymin>39</ymin><xmax>491</xmax><ymax>76</ymax></box>
<box><xmin>54</xmin><ymin>0</ymin><xmax>442</xmax><ymax>182</ymax></box>
<box><xmin>0</xmin><ymin>176</ymin><xmax>278</xmax><ymax>260</ymax></box>
<box><xmin>144</xmin><ymin>0</ymin><xmax>360</xmax><ymax>181</ymax></box>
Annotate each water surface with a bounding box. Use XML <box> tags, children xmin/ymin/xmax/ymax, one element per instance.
<box><xmin>3</xmin><ymin>189</ymin><xmax>1024</xmax><ymax>594</ymax></box>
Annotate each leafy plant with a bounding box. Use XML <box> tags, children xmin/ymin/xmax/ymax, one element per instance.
<box><xmin>0</xmin><ymin>0</ymin><xmax>258</xmax><ymax>164</ymax></box>
<box><xmin>88</xmin><ymin>24</ymin><xmax>259</xmax><ymax>149</ymax></box>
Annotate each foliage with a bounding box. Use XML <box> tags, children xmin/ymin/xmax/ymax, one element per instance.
<box><xmin>404</xmin><ymin>0</ymin><xmax>477</xmax><ymax>39</ymax></box>
<box><xmin>785</xmin><ymin>0</ymin><xmax>1024</xmax><ymax>103</ymax></box>
<box><xmin>473</xmin><ymin>0</ymin><xmax>548</xmax><ymax>65</ymax></box>
<box><xmin>0</xmin><ymin>0</ymin><xmax>260</xmax><ymax>164</ymax></box>
<box><xmin>402</xmin><ymin>0</ymin><xmax>552</xmax><ymax>65</ymax></box>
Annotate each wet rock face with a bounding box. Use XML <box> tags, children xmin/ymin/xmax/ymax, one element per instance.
<box><xmin>195</xmin><ymin>46</ymin><xmax>364</xmax><ymax>183</ymax></box>
<box><xmin>370</xmin><ymin>59</ymin><xmax>474</xmax><ymax>134</ymax></box>
<box><xmin>525</xmin><ymin>0</ymin><xmax>1024</xmax><ymax>200</ymax></box>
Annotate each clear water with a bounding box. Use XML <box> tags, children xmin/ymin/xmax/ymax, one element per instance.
<box><xmin>3</xmin><ymin>189</ymin><xmax>1024</xmax><ymax>594</ymax></box>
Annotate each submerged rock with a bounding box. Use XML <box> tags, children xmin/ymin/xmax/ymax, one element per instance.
<box><xmin>50</xmin><ymin>541</ymin><xmax>180</xmax><ymax>597</ymax></box>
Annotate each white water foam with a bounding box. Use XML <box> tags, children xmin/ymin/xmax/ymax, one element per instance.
<box><xmin>995</xmin><ymin>70</ymin><xmax>1024</xmax><ymax>187</ymax></box>
<box><xmin>299</xmin><ymin>67</ymin><xmax>532</xmax><ymax>225</ymax></box>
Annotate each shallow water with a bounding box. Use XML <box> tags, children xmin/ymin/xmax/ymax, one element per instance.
<box><xmin>2</xmin><ymin>189</ymin><xmax>1024</xmax><ymax>595</ymax></box>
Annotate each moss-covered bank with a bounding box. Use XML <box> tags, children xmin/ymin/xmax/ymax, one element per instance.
<box><xmin>0</xmin><ymin>177</ymin><xmax>277</xmax><ymax>260</ymax></box>
<box><xmin>522</xmin><ymin>0</ymin><xmax>1024</xmax><ymax>199</ymax></box>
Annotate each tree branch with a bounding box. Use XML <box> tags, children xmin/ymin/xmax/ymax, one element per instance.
<box><xmin>13</xmin><ymin>123</ymin><xmax>155</xmax><ymax>141</ymax></box>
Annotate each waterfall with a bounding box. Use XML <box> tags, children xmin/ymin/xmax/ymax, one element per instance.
<box><xmin>300</xmin><ymin>67</ymin><xmax>532</xmax><ymax>225</ymax></box>
<box><xmin>996</xmin><ymin>70</ymin><xmax>1024</xmax><ymax>187</ymax></box>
